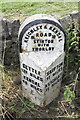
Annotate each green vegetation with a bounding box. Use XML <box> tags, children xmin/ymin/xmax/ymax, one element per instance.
<box><xmin>0</xmin><ymin>2</ymin><xmax>78</xmax><ymax>21</ymax></box>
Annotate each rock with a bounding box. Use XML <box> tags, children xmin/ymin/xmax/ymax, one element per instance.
<box><xmin>70</xmin><ymin>11</ymin><xmax>80</xmax><ymax>20</ymax></box>
<box><xmin>59</xmin><ymin>15</ymin><xmax>72</xmax><ymax>29</ymax></box>
<box><xmin>70</xmin><ymin>11</ymin><xmax>80</xmax><ymax>27</ymax></box>
<box><xmin>13</xmin><ymin>75</ymin><xmax>21</xmax><ymax>85</ymax></box>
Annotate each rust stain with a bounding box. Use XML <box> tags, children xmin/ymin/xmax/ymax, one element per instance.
<box><xmin>33</xmin><ymin>45</ymin><xmax>37</xmax><ymax>47</ymax></box>
<box><xmin>34</xmin><ymin>37</ymin><xmax>42</xmax><ymax>41</ymax></box>
<box><xmin>43</xmin><ymin>100</ymin><xmax>46</xmax><ymax>106</ymax></box>
<box><xmin>22</xmin><ymin>49</ymin><xmax>28</xmax><ymax>52</ymax></box>
<box><xmin>40</xmin><ymin>100</ymin><xmax>46</xmax><ymax>107</ymax></box>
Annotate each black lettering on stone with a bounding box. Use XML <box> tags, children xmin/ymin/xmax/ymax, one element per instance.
<box><xmin>24</xmin><ymin>76</ymin><xmax>26</xmax><ymax>79</ymax></box>
<box><xmin>44</xmin><ymin>25</ymin><xmax>47</xmax><ymax>29</ymax></box>
<box><xmin>35</xmin><ymin>82</ymin><xmax>37</xmax><ymax>85</ymax></box>
<box><xmin>48</xmin><ymin>40</ymin><xmax>50</xmax><ymax>43</ymax></box>
<box><xmin>29</xmin><ymin>66</ymin><xmax>31</xmax><ymax>71</ymax></box>
<box><xmin>44</xmin><ymin>33</ymin><xmax>47</xmax><ymax>37</ymax></box>
<box><xmin>52</xmin><ymin>28</ymin><xmax>56</xmax><ymax>32</ymax></box>
<box><xmin>40</xmin><ymin>77</ymin><xmax>43</xmax><ymax>82</ymax></box>
<box><xmin>40</xmin><ymin>89</ymin><xmax>42</xmax><ymax>92</ymax></box>
<box><xmin>32</xmin><ymin>48</ymin><xmax>35</xmax><ymax>51</ymax></box>
<box><xmin>29</xmin><ymin>78</ymin><xmax>31</xmax><ymax>82</ymax></box>
<box><xmin>38</xmin><ymin>71</ymin><xmax>41</xmax><ymax>76</ymax></box>
<box><xmin>30</xmin><ymin>29</ymin><xmax>34</xmax><ymax>34</ymax></box>
<box><xmin>51</xmin><ymin>40</ymin><xmax>54</xmax><ymax>43</ymax></box>
<box><xmin>31</xmin><ymin>36</ymin><xmax>34</xmax><ymax>39</ymax></box>
<box><xmin>40</xmin><ymin>25</ymin><xmax>42</xmax><ymax>29</ymax></box>
<box><xmin>49</xmin><ymin>47</ymin><xmax>51</xmax><ymax>50</ymax></box>
<box><xmin>34</xmin><ymin>40</ymin><xmax>36</xmax><ymax>44</ymax></box>
<box><xmin>40</xmin><ymin>33</ymin><xmax>43</xmax><ymax>37</ymax></box>
<box><xmin>30</xmin><ymin>73</ymin><xmax>32</xmax><ymax>76</ymax></box>
<box><xmin>54</xmin><ymin>30</ymin><xmax>58</xmax><ymax>34</ymax></box>
<box><xmin>49</xmin><ymin>26</ymin><xmax>52</xmax><ymax>30</ymax></box>
<box><xmin>52</xmin><ymin>35</ymin><xmax>56</xmax><ymax>39</ymax></box>
<box><xmin>36</xmin><ymin>33</ymin><xmax>39</xmax><ymax>37</ymax></box>
<box><xmin>24</xmin><ymin>40</ymin><xmax>28</xmax><ymax>43</ymax></box>
<box><xmin>59</xmin><ymin>39</ymin><xmax>62</xmax><ymax>42</ymax></box>
<box><xmin>45</xmin><ymin>84</ymin><xmax>47</xmax><ymax>88</ymax></box>
<box><xmin>39</xmin><ymin>48</ymin><xmax>41</xmax><ymax>51</ymax></box>
<box><xmin>38</xmin><ymin>44</ymin><xmax>41</xmax><ymax>47</ymax></box>
<box><xmin>32</xmin><ymin>80</ymin><xmax>34</xmax><ymax>84</ymax></box>
<box><xmin>32</xmin><ymin>68</ymin><xmax>34</xmax><ymax>72</ymax></box>
<box><xmin>38</xmin><ymin>83</ymin><xmax>40</xmax><ymax>87</ymax></box>
<box><xmin>31</xmin><ymin>84</ymin><xmax>33</xmax><ymax>88</ymax></box>
<box><xmin>46</xmin><ymin>44</ymin><xmax>49</xmax><ymax>47</ymax></box>
<box><xmin>58</xmin><ymin>36</ymin><xmax>62</xmax><ymax>39</ymax></box>
<box><xmin>37</xmin><ymin>87</ymin><xmax>39</xmax><ymax>91</ymax></box>
<box><xmin>35</xmin><ymin>70</ymin><xmax>37</xmax><ymax>74</ymax></box>
<box><xmin>23</xmin><ymin>64</ymin><xmax>28</xmax><ymax>70</ymax></box>
<box><xmin>25</xmin><ymin>81</ymin><xmax>27</xmax><ymax>85</ymax></box>
<box><xmin>42</xmin><ymin>47</ymin><xmax>45</xmax><ymax>51</ymax></box>
<box><xmin>35</xmin><ymin>48</ymin><xmax>38</xmax><ymax>51</ymax></box>
<box><xmin>52</xmin><ymin>47</ymin><xmax>54</xmax><ymax>50</ymax></box>
<box><xmin>23</xmin><ymin>80</ymin><xmax>25</xmax><ymax>82</ymax></box>
<box><xmin>36</xmin><ymin>26</ymin><xmax>39</xmax><ymax>30</ymax></box>
<box><xmin>48</xmin><ymin>33</ymin><xmax>52</xmax><ymax>37</ymax></box>
<box><xmin>25</xmin><ymin>36</ymin><xmax>29</xmax><ymax>39</ymax></box>
<box><xmin>33</xmin><ymin>28</ymin><xmax>37</xmax><ymax>32</ymax></box>
<box><xmin>28</xmin><ymin>31</ymin><xmax>32</xmax><ymax>36</ymax></box>
<box><xmin>42</xmin><ymin>40</ymin><xmax>44</xmax><ymax>43</ymax></box>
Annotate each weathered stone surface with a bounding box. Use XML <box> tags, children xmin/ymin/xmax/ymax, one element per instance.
<box><xmin>70</xmin><ymin>11</ymin><xmax>80</xmax><ymax>27</ymax></box>
<box><xmin>59</xmin><ymin>15</ymin><xmax>72</xmax><ymax>29</ymax></box>
<box><xmin>11</xmin><ymin>19</ymin><xmax>20</xmax><ymax>37</ymax></box>
<box><xmin>20</xmin><ymin>52</ymin><xmax>64</xmax><ymax>106</ymax></box>
<box><xmin>7</xmin><ymin>20</ymin><xmax>12</xmax><ymax>37</ymax></box>
<box><xmin>4</xmin><ymin>37</ymin><xmax>20</xmax><ymax>68</ymax></box>
<box><xmin>0</xmin><ymin>18</ymin><xmax>20</xmax><ymax>67</ymax></box>
<box><xmin>0</xmin><ymin>18</ymin><xmax>9</xmax><ymax>39</ymax></box>
<box><xmin>70</xmin><ymin>11</ymin><xmax>80</xmax><ymax>20</ymax></box>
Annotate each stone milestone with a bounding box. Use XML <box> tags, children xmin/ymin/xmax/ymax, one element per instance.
<box><xmin>18</xmin><ymin>14</ymin><xmax>65</xmax><ymax>107</ymax></box>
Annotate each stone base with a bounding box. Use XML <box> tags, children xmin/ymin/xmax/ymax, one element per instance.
<box><xmin>20</xmin><ymin>52</ymin><xmax>64</xmax><ymax>107</ymax></box>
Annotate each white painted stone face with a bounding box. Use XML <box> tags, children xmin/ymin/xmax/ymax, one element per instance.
<box><xmin>18</xmin><ymin>14</ymin><xmax>65</xmax><ymax>107</ymax></box>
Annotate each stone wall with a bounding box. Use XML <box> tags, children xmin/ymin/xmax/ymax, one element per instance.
<box><xmin>0</xmin><ymin>18</ymin><xmax>20</xmax><ymax>69</ymax></box>
<box><xmin>0</xmin><ymin>11</ymin><xmax>80</xmax><ymax>69</ymax></box>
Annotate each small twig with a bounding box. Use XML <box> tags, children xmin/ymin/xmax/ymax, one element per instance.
<box><xmin>58</xmin><ymin>101</ymin><xmax>65</xmax><ymax>113</ymax></box>
<box><xmin>73</xmin><ymin>70</ymin><xmax>79</xmax><ymax>92</ymax></box>
<box><xmin>60</xmin><ymin>101</ymin><xmax>69</xmax><ymax>116</ymax></box>
<box><xmin>0</xmin><ymin>104</ymin><xmax>15</xmax><ymax>120</ymax></box>
<box><xmin>54</xmin><ymin>115</ymin><xmax>78</xmax><ymax>118</ymax></box>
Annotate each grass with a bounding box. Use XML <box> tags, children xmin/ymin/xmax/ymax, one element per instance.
<box><xmin>0</xmin><ymin>2</ymin><xmax>78</xmax><ymax>21</ymax></box>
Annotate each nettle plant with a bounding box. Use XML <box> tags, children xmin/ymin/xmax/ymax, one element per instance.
<box><xmin>64</xmin><ymin>21</ymin><xmax>80</xmax><ymax>101</ymax></box>
<box><xmin>66</xmin><ymin>23</ymin><xmax>80</xmax><ymax>73</ymax></box>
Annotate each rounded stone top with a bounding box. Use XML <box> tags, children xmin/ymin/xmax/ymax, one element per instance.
<box><xmin>18</xmin><ymin>14</ymin><xmax>65</xmax><ymax>53</ymax></box>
